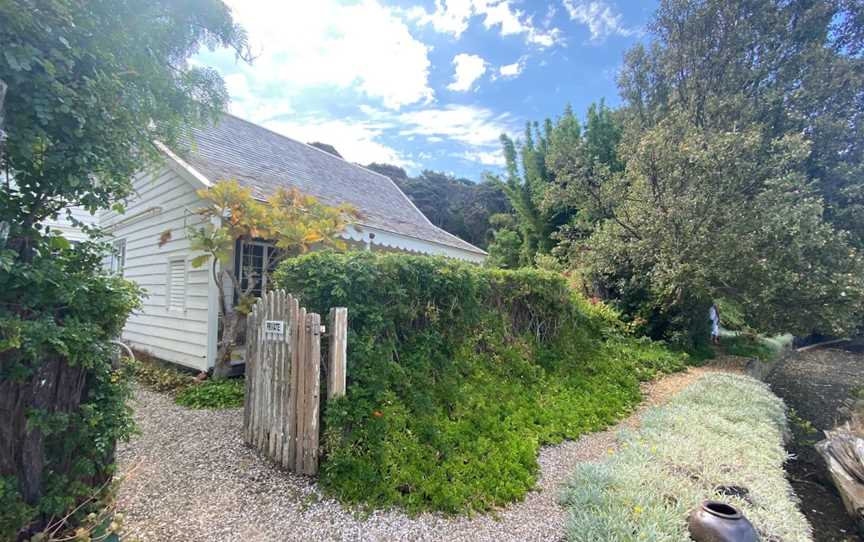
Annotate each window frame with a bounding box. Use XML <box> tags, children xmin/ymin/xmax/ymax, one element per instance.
<box><xmin>109</xmin><ymin>238</ymin><xmax>126</xmax><ymax>276</ymax></box>
<box><xmin>235</xmin><ymin>239</ymin><xmax>279</xmax><ymax>302</ymax></box>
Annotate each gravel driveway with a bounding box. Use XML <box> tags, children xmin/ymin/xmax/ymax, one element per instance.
<box><xmin>116</xmin><ymin>366</ymin><xmax>730</xmax><ymax>542</ymax></box>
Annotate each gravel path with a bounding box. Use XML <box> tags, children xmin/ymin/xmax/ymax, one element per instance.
<box><xmin>116</xmin><ymin>364</ymin><xmax>736</xmax><ymax>542</ymax></box>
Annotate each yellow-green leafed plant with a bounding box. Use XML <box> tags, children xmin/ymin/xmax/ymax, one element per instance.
<box><xmin>187</xmin><ymin>180</ymin><xmax>359</xmax><ymax>377</ymax></box>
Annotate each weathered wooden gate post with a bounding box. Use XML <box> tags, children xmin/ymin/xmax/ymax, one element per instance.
<box><xmin>328</xmin><ymin>307</ymin><xmax>348</xmax><ymax>400</ymax></box>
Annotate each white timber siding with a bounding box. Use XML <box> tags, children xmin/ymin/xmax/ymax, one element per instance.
<box><xmin>100</xmin><ymin>165</ymin><xmax>214</xmax><ymax>371</ymax></box>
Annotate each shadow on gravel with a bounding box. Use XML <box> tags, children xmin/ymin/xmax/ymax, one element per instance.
<box><xmin>767</xmin><ymin>341</ymin><xmax>864</xmax><ymax>542</ymax></box>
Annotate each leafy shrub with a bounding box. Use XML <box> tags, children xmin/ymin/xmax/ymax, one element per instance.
<box><xmin>175</xmin><ymin>378</ymin><xmax>245</xmax><ymax>409</ymax></box>
<box><xmin>723</xmin><ymin>334</ymin><xmax>776</xmax><ymax>361</ymax></box>
<box><xmin>275</xmin><ymin>252</ymin><xmax>685</xmax><ymax>513</ymax></box>
<box><xmin>0</xmin><ymin>477</ymin><xmax>33</xmax><ymax>540</ymax></box>
<box><xmin>125</xmin><ymin>355</ymin><xmax>195</xmax><ymax>393</ymax></box>
<box><xmin>0</xmin><ymin>247</ymin><xmax>140</xmax><ymax>539</ymax></box>
<box><xmin>716</xmin><ymin>297</ymin><xmax>750</xmax><ymax>332</ymax></box>
<box><xmin>560</xmin><ymin>374</ymin><xmax>811</xmax><ymax>541</ymax></box>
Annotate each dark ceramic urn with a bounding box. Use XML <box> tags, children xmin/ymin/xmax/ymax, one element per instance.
<box><xmin>687</xmin><ymin>501</ymin><xmax>759</xmax><ymax>542</ymax></box>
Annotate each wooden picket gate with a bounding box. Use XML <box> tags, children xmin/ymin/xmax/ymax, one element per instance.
<box><xmin>242</xmin><ymin>290</ymin><xmax>347</xmax><ymax>475</ymax></box>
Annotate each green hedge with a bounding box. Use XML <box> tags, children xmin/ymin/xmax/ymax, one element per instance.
<box><xmin>274</xmin><ymin>252</ymin><xmax>685</xmax><ymax>513</ymax></box>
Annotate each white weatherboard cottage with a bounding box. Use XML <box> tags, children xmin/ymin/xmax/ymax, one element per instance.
<box><xmin>95</xmin><ymin>114</ymin><xmax>486</xmax><ymax>372</ymax></box>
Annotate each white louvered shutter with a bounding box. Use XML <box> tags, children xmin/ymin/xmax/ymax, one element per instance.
<box><xmin>168</xmin><ymin>260</ymin><xmax>186</xmax><ymax>310</ymax></box>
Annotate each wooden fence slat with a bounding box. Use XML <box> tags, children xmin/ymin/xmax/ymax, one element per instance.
<box><xmin>303</xmin><ymin>312</ymin><xmax>322</xmax><ymax>475</ymax></box>
<box><xmin>293</xmin><ymin>306</ymin><xmax>308</xmax><ymax>473</ymax></box>
<box><xmin>282</xmin><ymin>295</ymin><xmax>299</xmax><ymax>468</ymax></box>
<box><xmin>268</xmin><ymin>290</ymin><xmax>281</xmax><ymax>459</ymax></box>
<box><xmin>242</xmin><ymin>304</ymin><xmax>256</xmax><ymax>444</ymax></box>
<box><xmin>257</xmin><ymin>294</ymin><xmax>269</xmax><ymax>449</ymax></box>
<box><xmin>327</xmin><ymin>308</ymin><xmax>348</xmax><ymax>400</ymax></box>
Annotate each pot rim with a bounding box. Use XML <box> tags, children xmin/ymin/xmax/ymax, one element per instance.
<box><xmin>701</xmin><ymin>500</ymin><xmax>743</xmax><ymax>520</ymax></box>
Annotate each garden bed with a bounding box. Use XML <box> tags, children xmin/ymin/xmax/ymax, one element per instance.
<box><xmin>116</xmin><ymin>363</ymin><xmax>731</xmax><ymax>541</ymax></box>
<box><xmin>768</xmin><ymin>344</ymin><xmax>864</xmax><ymax>541</ymax></box>
<box><xmin>560</xmin><ymin>373</ymin><xmax>812</xmax><ymax>541</ymax></box>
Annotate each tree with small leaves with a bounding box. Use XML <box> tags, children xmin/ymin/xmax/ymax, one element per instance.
<box><xmin>188</xmin><ymin>180</ymin><xmax>359</xmax><ymax>377</ymax></box>
<box><xmin>0</xmin><ymin>1</ymin><xmax>250</xmax><ymax>537</ymax></box>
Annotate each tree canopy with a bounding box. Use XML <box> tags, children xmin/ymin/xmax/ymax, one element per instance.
<box><xmin>0</xmin><ymin>0</ymin><xmax>250</xmax><ymax>537</ymax></box>
<box><xmin>1</xmin><ymin>0</ymin><xmax>251</xmax><ymax>260</ymax></box>
<box><xmin>366</xmin><ymin>163</ymin><xmax>510</xmax><ymax>249</ymax></box>
<box><xmin>486</xmin><ymin>0</ymin><xmax>864</xmax><ymax>346</ymax></box>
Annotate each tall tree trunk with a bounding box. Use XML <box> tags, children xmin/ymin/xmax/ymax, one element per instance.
<box><xmin>0</xmin><ymin>354</ymin><xmax>90</xmax><ymax>538</ymax></box>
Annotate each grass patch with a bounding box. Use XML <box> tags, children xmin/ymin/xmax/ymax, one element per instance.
<box><xmin>560</xmin><ymin>373</ymin><xmax>811</xmax><ymax>541</ymax></box>
<box><xmin>723</xmin><ymin>334</ymin><xmax>776</xmax><ymax>361</ymax></box>
<box><xmin>276</xmin><ymin>252</ymin><xmax>686</xmax><ymax>514</ymax></box>
<box><xmin>175</xmin><ymin>378</ymin><xmax>245</xmax><ymax>409</ymax></box>
<box><xmin>125</xmin><ymin>354</ymin><xmax>195</xmax><ymax>393</ymax></box>
<box><xmin>125</xmin><ymin>354</ymin><xmax>244</xmax><ymax>409</ymax></box>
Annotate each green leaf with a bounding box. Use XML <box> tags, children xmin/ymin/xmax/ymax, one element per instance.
<box><xmin>190</xmin><ymin>254</ymin><xmax>210</xmax><ymax>268</ymax></box>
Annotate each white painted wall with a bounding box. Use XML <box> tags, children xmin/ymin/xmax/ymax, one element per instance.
<box><xmin>100</xmin><ymin>166</ymin><xmax>213</xmax><ymax>371</ymax></box>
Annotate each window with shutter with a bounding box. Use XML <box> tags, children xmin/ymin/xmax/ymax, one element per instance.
<box><xmin>167</xmin><ymin>259</ymin><xmax>186</xmax><ymax>310</ymax></box>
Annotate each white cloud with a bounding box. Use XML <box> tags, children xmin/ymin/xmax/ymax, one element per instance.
<box><xmin>254</xmin><ymin>104</ymin><xmax>513</xmax><ymax>173</ymax></box>
<box><xmin>407</xmin><ymin>0</ymin><xmax>473</xmax><ymax>37</ymax></box>
<box><xmin>409</xmin><ymin>0</ymin><xmax>560</xmax><ymax>47</ymax></box>
<box><xmin>447</xmin><ymin>53</ymin><xmax>488</xmax><ymax>92</ymax></box>
<box><xmin>477</xmin><ymin>0</ymin><xmax>526</xmax><ymax>35</ymax></box>
<box><xmin>224</xmin><ymin>72</ymin><xmax>295</xmax><ymax>120</ymax></box>
<box><xmin>526</xmin><ymin>27</ymin><xmax>561</xmax><ymax>47</ymax></box>
<box><xmin>217</xmin><ymin>0</ymin><xmax>432</xmax><ymax>111</ymax></box>
<box><xmin>562</xmin><ymin>0</ymin><xmax>639</xmax><ymax>42</ymax></box>
<box><xmin>497</xmin><ymin>58</ymin><xmax>525</xmax><ymax>78</ymax></box>
<box><xmin>265</xmin><ymin>117</ymin><xmax>414</xmax><ymax>169</ymax></box>
<box><xmin>460</xmin><ymin>150</ymin><xmax>505</xmax><ymax>166</ymax></box>
<box><xmin>397</xmin><ymin>105</ymin><xmax>514</xmax><ymax>148</ymax></box>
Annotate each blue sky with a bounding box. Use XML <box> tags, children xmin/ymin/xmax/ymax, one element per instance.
<box><xmin>195</xmin><ymin>0</ymin><xmax>656</xmax><ymax>180</ymax></box>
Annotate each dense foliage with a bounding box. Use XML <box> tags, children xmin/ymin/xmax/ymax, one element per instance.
<box><xmin>175</xmin><ymin>379</ymin><xmax>244</xmax><ymax>409</ymax></box>
<box><xmin>487</xmin><ymin>0</ymin><xmax>864</xmax><ymax>347</ymax></box>
<box><xmin>275</xmin><ymin>252</ymin><xmax>685</xmax><ymax>513</ymax></box>
<box><xmin>125</xmin><ymin>356</ymin><xmax>195</xmax><ymax>394</ymax></box>
<box><xmin>0</xmin><ymin>0</ymin><xmax>248</xmax><ymax>538</ymax></box>
<box><xmin>561</xmin><ymin>374</ymin><xmax>810</xmax><ymax>541</ymax></box>
<box><xmin>488</xmin><ymin>102</ymin><xmax>622</xmax><ymax>268</ymax></box>
<box><xmin>366</xmin><ymin>163</ymin><xmax>510</xmax><ymax>249</ymax></box>
<box><xmin>126</xmin><ymin>356</ymin><xmax>243</xmax><ymax>409</ymax></box>
<box><xmin>0</xmin><ymin>247</ymin><xmax>140</xmax><ymax>540</ymax></box>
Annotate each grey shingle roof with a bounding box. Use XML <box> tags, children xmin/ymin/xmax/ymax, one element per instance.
<box><xmin>176</xmin><ymin>114</ymin><xmax>486</xmax><ymax>256</ymax></box>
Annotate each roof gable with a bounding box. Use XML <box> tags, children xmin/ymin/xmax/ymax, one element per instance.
<box><xmin>176</xmin><ymin>114</ymin><xmax>485</xmax><ymax>256</ymax></box>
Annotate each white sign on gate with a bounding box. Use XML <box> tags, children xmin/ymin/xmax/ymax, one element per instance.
<box><xmin>264</xmin><ymin>320</ymin><xmax>286</xmax><ymax>340</ymax></box>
